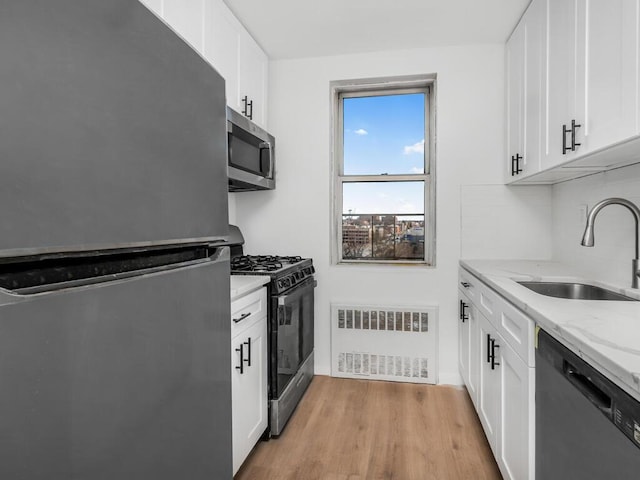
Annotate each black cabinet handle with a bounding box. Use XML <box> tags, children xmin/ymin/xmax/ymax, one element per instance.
<box><xmin>563</xmin><ymin>120</ymin><xmax>582</xmax><ymax>154</ymax></box>
<box><xmin>486</xmin><ymin>334</ymin><xmax>492</xmax><ymax>364</ymax></box>
<box><xmin>571</xmin><ymin>119</ymin><xmax>581</xmax><ymax>151</ymax></box>
<box><xmin>459</xmin><ymin>300</ymin><xmax>469</xmax><ymax>322</ymax></box>
<box><xmin>563</xmin><ymin>123</ymin><xmax>571</xmax><ymax>154</ymax></box>
<box><xmin>241</xmin><ymin>95</ymin><xmax>253</xmax><ymax>120</ymax></box>
<box><xmin>233</xmin><ymin>312</ymin><xmax>251</xmax><ymax>323</ymax></box>
<box><xmin>490</xmin><ymin>339</ymin><xmax>500</xmax><ymax>370</ymax></box>
<box><xmin>244</xmin><ymin>337</ymin><xmax>251</xmax><ymax>367</ymax></box>
<box><xmin>235</xmin><ymin>343</ymin><xmax>244</xmax><ymax>374</ymax></box>
<box><xmin>460</xmin><ymin>281</ymin><xmax>471</xmax><ymax>288</ymax></box>
<box><xmin>511</xmin><ymin>154</ymin><xmax>523</xmax><ymax>176</ymax></box>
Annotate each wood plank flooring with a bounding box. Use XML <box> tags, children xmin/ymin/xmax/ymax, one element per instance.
<box><xmin>235</xmin><ymin>376</ymin><xmax>501</xmax><ymax>480</ymax></box>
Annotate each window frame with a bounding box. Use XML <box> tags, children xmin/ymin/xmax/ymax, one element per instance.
<box><xmin>330</xmin><ymin>76</ymin><xmax>436</xmax><ymax>266</ymax></box>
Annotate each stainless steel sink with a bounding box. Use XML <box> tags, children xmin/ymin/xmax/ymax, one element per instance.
<box><xmin>517</xmin><ymin>281</ymin><xmax>638</xmax><ymax>301</ymax></box>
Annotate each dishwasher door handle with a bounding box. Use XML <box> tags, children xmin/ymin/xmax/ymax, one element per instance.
<box><xmin>564</xmin><ymin>360</ymin><xmax>612</xmax><ymax>415</ymax></box>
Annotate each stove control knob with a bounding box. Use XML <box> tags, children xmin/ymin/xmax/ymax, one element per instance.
<box><xmin>278</xmin><ymin>279</ymin><xmax>286</xmax><ymax>289</ymax></box>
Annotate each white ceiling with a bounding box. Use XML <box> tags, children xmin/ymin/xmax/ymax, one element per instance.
<box><xmin>222</xmin><ymin>0</ymin><xmax>531</xmax><ymax>60</ymax></box>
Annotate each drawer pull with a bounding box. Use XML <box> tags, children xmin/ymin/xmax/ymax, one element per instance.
<box><xmin>459</xmin><ymin>300</ymin><xmax>469</xmax><ymax>322</ymax></box>
<box><xmin>235</xmin><ymin>344</ymin><xmax>244</xmax><ymax>374</ymax></box>
<box><xmin>244</xmin><ymin>337</ymin><xmax>252</xmax><ymax>367</ymax></box>
<box><xmin>233</xmin><ymin>312</ymin><xmax>251</xmax><ymax>323</ymax></box>
<box><xmin>461</xmin><ymin>281</ymin><xmax>471</xmax><ymax>288</ymax></box>
<box><xmin>490</xmin><ymin>338</ymin><xmax>500</xmax><ymax>370</ymax></box>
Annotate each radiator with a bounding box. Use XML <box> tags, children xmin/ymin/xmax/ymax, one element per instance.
<box><xmin>330</xmin><ymin>304</ymin><xmax>438</xmax><ymax>384</ymax></box>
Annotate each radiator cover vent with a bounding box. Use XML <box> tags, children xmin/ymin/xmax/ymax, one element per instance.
<box><xmin>331</xmin><ymin>304</ymin><xmax>438</xmax><ymax>384</ymax></box>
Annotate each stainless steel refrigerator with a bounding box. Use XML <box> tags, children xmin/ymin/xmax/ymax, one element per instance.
<box><xmin>0</xmin><ymin>1</ymin><xmax>231</xmax><ymax>478</ymax></box>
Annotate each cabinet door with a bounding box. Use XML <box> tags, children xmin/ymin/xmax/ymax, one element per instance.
<box><xmin>506</xmin><ymin>22</ymin><xmax>526</xmax><ymax>180</ymax></box>
<box><xmin>231</xmin><ymin>317</ymin><xmax>268</xmax><ymax>475</ymax></box>
<box><xmin>523</xmin><ymin>0</ymin><xmax>546</xmax><ymax>175</ymax></box>
<box><xmin>477</xmin><ymin>312</ymin><xmax>500</xmax><ymax>453</ymax></box>
<box><xmin>574</xmin><ymin>0</ymin><xmax>639</xmax><ymax>157</ymax></box>
<box><xmin>203</xmin><ymin>0</ymin><xmax>240</xmax><ymax>108</ymax></box>
<box><xmin>467</xmin><ymin>302</ymin><xmax>480</xmax><ymax>408</ymax></box>
<box><xmin>458</xmin><ymin>293</ymin><xmax>471</xmax><ymax>389</ymax></box>
<box><xmin>543</xmin><ymin>0</ymin><xmax>579</xmax><ymax>169</ymax></box>
<box><xmin>496</xmin><ymin>336</ymin><xmax>534</xmax><ymax>480</ymax></box>
<box><xmin>163</xmin><ymin>0</ymin><xmax>205</xmax><ymax>54</ymax></box>
<box><xmin>238</xmin><ymin>30</ymin><xmax>268</xmax><ymax>128</ymax></box>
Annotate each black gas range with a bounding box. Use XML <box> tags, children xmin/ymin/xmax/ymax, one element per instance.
<box><xmin>230</xmin><ymin>255</ymin><xmax>315</xmax><ymax>294</ymax></box>
<box><xmin>227</xmin><ymin>227</ymin><xmax>315</xmax><ymax>437</ymax></box>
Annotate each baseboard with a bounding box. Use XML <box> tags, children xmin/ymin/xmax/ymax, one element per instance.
<box><xmin>438</xmin><ymin>372</ymin><xmax>463</xmax><ymax>386</ymax></box>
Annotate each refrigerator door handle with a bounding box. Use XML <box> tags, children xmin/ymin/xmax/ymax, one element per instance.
<box><xmin>0</xmin><ymin>246</ymin><xmax>229</xmax><ymax>296</ymax></box>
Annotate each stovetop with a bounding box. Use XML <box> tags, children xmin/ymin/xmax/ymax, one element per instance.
<box><xmin>231</xmin><ymin>255</ymin><xmax>305</xmax><ymax>273</ymax></box>
<box><xmin>230</xmin><ymin>255</ymin><xmax>314</xmax><ymax>294</ymax></box>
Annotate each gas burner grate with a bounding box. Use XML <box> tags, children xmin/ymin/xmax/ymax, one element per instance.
<box><xmin>230</xmin><ymin>255</ymin><xmax>306</xmax><ymax>273</ymax></box>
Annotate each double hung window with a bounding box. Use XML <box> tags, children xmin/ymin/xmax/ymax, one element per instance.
<box><xmin>333</xmin><ymin>80</ymin><xmax>434</xmax><ymax>265</ymax></box>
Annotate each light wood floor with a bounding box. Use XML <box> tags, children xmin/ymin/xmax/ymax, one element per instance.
<box><xmin>235</xmin><ymin>376</ymin><xmax>502</xmax><ymax>480</ymax></box>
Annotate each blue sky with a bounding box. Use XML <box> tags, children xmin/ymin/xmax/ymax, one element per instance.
<box><xmin>342</xmin><ymin>93</ymin><xmax>425</xmax><ymax>215</ymax></box>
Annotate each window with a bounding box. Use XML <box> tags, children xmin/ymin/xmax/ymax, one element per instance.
<box><xmin>332</xmin><ymin>78</ymin><xmax>435</xmax><ymax>265</ymax></box>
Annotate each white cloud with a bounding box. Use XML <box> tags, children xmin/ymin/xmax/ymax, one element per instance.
<box><xmin>354</xmin><ymin>128</ymin><xmax>368</xmax><ymax>135</ymax></box>
<box><xmin>403</xmin><ymin>139</ymin><xmax>425</xmax><ymax>155</ymax></box>
<box><xmin>410</xmin><ymin>166</ymin><xmax>424</xmax><ymax>174</ymax></box>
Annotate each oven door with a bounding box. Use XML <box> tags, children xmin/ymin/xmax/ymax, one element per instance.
<box><xmin>271</xmin><ymin>277</ymin><xmax>315</xmax><ymax>398</ymax></box>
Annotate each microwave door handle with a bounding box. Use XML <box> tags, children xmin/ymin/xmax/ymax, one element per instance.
<box><xmin>259</xmin><ymin>141</ymin><xmax>273</xmax><ymax>178</ymax></box>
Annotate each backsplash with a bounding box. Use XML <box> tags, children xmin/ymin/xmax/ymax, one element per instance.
<box><xmin>460</xmin><ymin>184</ymin><xmax>552</xmax><ymax>260</ymax></box>
<box><xmin>552</xmin><ymin>162</ymin><xmax>640</xmax><ymax>288</ymax></box>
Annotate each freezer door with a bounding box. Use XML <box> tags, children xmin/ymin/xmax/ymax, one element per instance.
<box><xmin>0</xmin><ymin>0</ymin><xmax>228</xmax><ymax>255</ymax></box>
<box><xmin>0</xmin><ymin>249</ymin><xmax>231</xmax><ymax>479</ymax></box>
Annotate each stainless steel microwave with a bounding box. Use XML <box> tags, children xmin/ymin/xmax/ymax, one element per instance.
<box><xmin>227</xmin><ymin>107</ymin><xmax>275</xmax><ymax>191</ymax></box>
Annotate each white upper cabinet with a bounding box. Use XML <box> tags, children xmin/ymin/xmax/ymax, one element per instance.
<box><xmin>203</xmin><ymin>0</ymin><xmax>269</xmax><ymax>129</ymax></box>
<box><xmin>203</xmin><ymin>0</ymin><xmax>240</xmax><ymax>110</ymax></box>
<box><xmin>507</xmin><ymin>0</ymin><xmax>640</xmax><ymax>184</ymax></box>
<box><xmin>543</xmin><ymin>0</ymin><xmax>579</xmax><ymax>169</ymax></box>
<box><xmin>574</xmin><ymin>0</ymin><xmax>639</xmax><ymax>158</ymax></box>
<box><xmin>523</xmin><ymin>0</ymin><xmax>546</xmax><ymax>175</ymax></box>
<box><xmin>139</xmin><ymin>0</ymin><xmax>269</xmax><ymax>130</ymax></box>
<box><xmin>238</xmin><ymin>31</ymin><xmax>269</xmax><ymax>128</ymax></box>
<box><xmin>506</xmin><ymin>0</ymin><xmax>546</xmax><ymax>181</ymax></box>
<box><xmin>506</xmin><ymin>22</ymin><xmax>526</xmax><ymax>179</ymax></box>
<box><xmin>163</xmin><ymin>0</ymin><xmax>205</xmax><ymax>53</ymax></box>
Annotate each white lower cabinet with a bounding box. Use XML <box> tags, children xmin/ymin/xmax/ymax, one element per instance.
<box><xmin>458</xmin><ymin>290</ymin><xmax>479</xmax><ymax>407</ymax></box>
<box><xmin>497</xmin><ymin>333</ymin><xmax>534</xmax><ymax>480</ymax></box>
<box><xmin>458</xmin><ymin>267</ymin><xmax>535</xmax><ymax>480</ymax></box>
<box><xmin>231</xmin><ymin>287</ymin><xmax>268</xmax><ymax>475</ymax></box>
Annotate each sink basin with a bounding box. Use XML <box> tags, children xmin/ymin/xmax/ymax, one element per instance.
<box><xmin>517</xmin><ymin>281</ymin><xmax>638</xmax><ymax>301</ymax></box>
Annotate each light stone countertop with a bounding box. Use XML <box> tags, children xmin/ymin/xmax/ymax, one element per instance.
<box><xmin>230</xmin><ymin>275</ymin><xmax>269</xmax><ymax>301</ymax></box>
<box><xmin>460</xmin><ymin>259</ymin><xmax>640</xmax><ymax>402</ymax></box>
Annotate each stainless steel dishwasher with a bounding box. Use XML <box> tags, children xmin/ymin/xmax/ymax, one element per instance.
<box><xmin>536</xmin><ymin>329</ymin><xmax>640</xmax><ymax>479</ymax></box>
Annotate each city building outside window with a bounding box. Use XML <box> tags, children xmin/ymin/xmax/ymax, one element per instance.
<box><xmin>331</xmin><ymin>76</ymin><xmax>435</xmax><ymax>265</ymax></box>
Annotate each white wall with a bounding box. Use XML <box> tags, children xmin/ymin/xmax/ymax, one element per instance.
<box><xmin>228</xmin><ymin>193</ymin><xmax>237</xmax><ymax>225</ymax></box>
<box><xmin>234</xmin><ymin>44</ymin><xmax>508</xmax><ymax>383</ymax></box>
<box><xmin>552</xmin><ymin>163</ymin><xmax>640</xmax><ymax>287</ymax></box>
<box><xmin>461</xmin><ymin>184</ymin><xmax>552</xmax><ymax>259</ymax></box>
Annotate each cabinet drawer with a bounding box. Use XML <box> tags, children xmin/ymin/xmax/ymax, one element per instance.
<box><xmin>458</xmin><ymin>267</ymin><xmax>480</xmax><ymax>302</ymax></box>
<box><xmin>477</xmin><ymin>281</ymin><xmax>534</xmax><ymax>367</ymax></box>
<box><xmin>231</xmin><ymin>287</ymin><xmax>267</xmax><ymax>337</ymax></box>
<box><xmin>496</xmin><ymin>296</ymin><xmax>535</xmax><ymax>367</ymax></box>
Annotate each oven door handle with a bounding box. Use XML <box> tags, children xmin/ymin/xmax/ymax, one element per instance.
<box><xmin>278</xmin><ymin>279</ymin><xmax>317</xmax><ymax>306</ymax></box>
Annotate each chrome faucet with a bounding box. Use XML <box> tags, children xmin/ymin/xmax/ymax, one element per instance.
<box><xmin>581</xmin><ymin>197</ymin><xmax>640</xmax><ymax>289</ymax></box>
